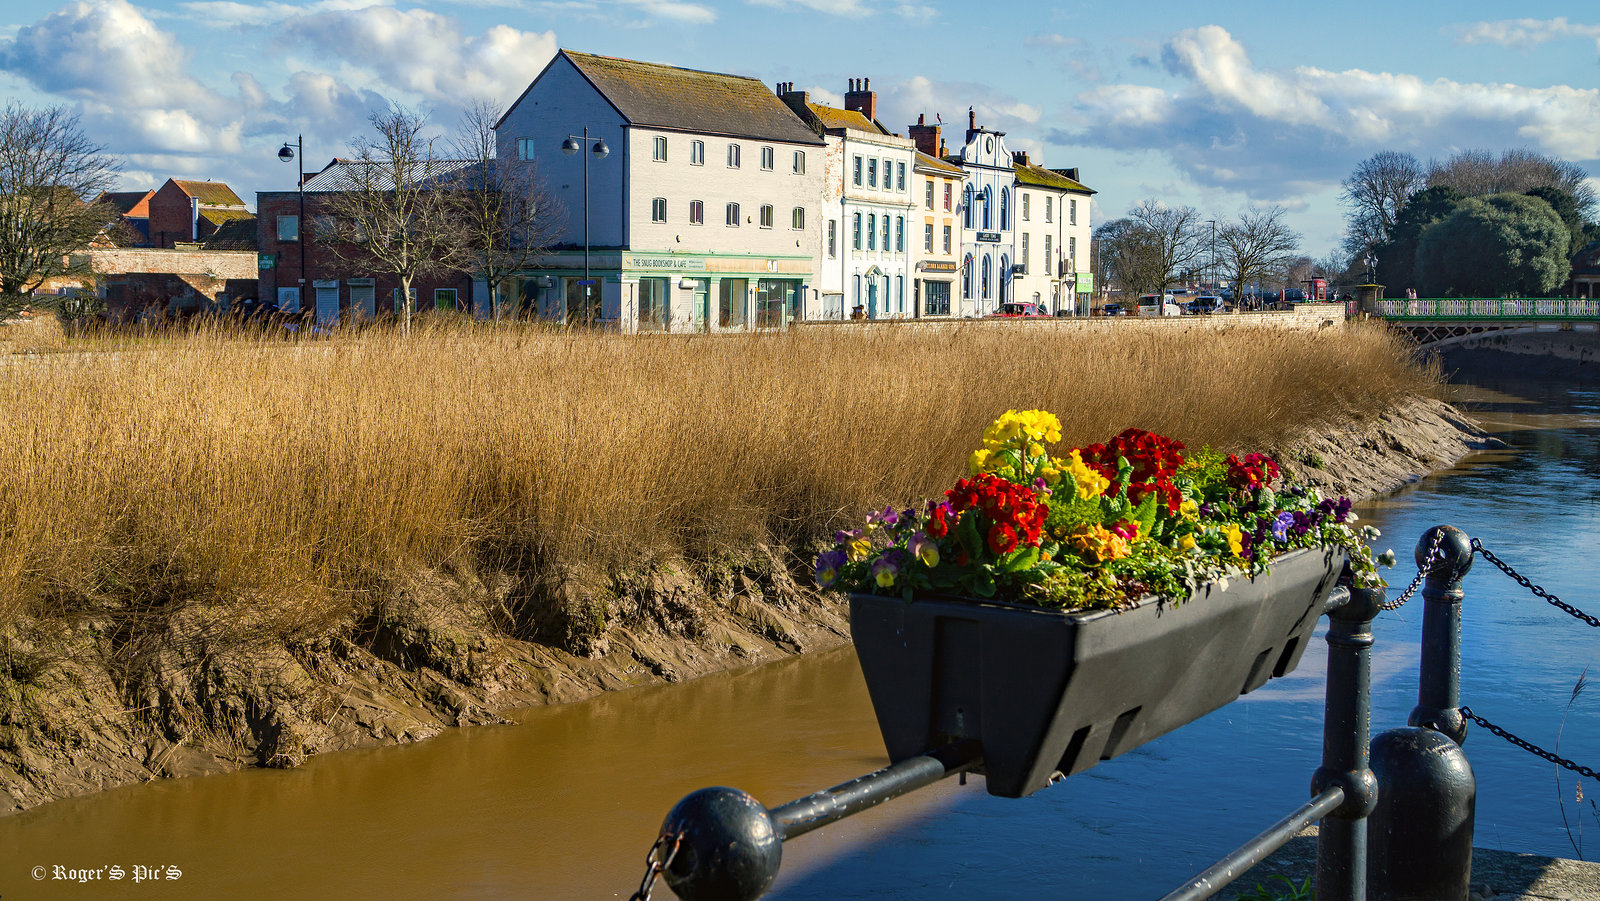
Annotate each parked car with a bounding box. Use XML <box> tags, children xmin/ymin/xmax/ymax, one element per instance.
<box><xmin>987</xmin><ymin>302</ymin><xmax>1052</xmax><ymax>319</ymax></box>
<box><xmin>1099</xmin><ymin>303</ymin><xmax>1127</xmax><ymax>316</ymax></box>
<box><xmin>1185</xmin><ymin>295</ymin><xmax>1225</xmax><ymax>315</ymax></box>
<box><xmin>1136</xmin><ymin>294</ymin><xmax>1184</xmax><ymax>317</ymax></box>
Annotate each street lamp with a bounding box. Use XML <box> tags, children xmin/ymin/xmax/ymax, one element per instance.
<box><xmin>1204</xmin><ymin>219</ymin><xmax>1216</xmax><ymax>291</ymax></box>
<box><xmin>561</xmin><ymin>128</ymin><xmax>610</xmax><ymax>327</ymax></box>
<box><xmin>1363</xmin><ymin>252</ymin><xmax>1378</xmax><ymax>285</ymax></box>
<box><xmin>277</xmin><ymin>136</ymin><xmax>307</xmax><ymax>317</ymax></box>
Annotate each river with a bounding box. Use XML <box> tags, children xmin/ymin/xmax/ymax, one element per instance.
<box><xmin>2</xmin><ymin>375</ymin><xmax>1597</xmax><ymax>899</ymax></box>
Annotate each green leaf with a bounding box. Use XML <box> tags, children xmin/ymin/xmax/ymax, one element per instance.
<box><xmin>1132</xmin><ymin>491</ymin><xmax>1158</xmax><ymax>539</ymax></box>
<box><xmin>1000</xmin><ymin>546</ymin><xmax>1040</xmax><ymax>572</ymax></box>
<box><xmin>956</xmin><ymin>510</ymin><xmax>982</xmax><ymax>558</ymax></box>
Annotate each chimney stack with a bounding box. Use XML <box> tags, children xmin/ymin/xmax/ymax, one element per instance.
<box><xmin>844</xmin><ymin>76</ymin><xmax>877</xmax><ymax>124</ymax></box>
<box><xmin>777</xmin><ymin>81</ymin><xmax>810</xmax><ymax>120</ymax></box>
<box><xmin>908</xmin><ymin>112</ymin><xmax>941</xmax><ymax>159</ymax></box>
<box><xmin>1012</xmin><ymin>150</ymin><xmax>1029</xmax><ymax>167</ymax></box>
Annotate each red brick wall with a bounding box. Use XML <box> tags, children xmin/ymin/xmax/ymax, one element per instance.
<box><xmin>148</xmin><ymin>181</ymin><xmax>196</xmax><ymax>248</ymax></box>
<box><xmin>256</xmin><ymin>191</ymin><xmax>475</xmax><ymax>316</ymax></box>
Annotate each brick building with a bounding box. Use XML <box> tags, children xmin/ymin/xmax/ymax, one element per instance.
<box><xmin>256</xmin><ymin>162</ymin><xmax>479</xmax><ymax>323</ymax></box>
<box><xmin>148</xmin><ymin>179</ymin><xmax>251</xmax><ymax>248</ymax></box>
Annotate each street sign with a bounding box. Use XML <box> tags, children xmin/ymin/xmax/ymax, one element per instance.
<box><xmin>577</xmin><ymin>279</ymin><xmax>596</xmax><ymax>286</ymax></box>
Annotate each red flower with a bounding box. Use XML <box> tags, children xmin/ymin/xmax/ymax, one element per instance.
<box><xmin>925</xmin><ymin>504</ymin><xmax>950</xmax><ymax>538</ymax></box>
<box><xmin>987</xmin><ymin>523</ymin><xmax>1019</xmax><ymax>554</ymax></box>
<box><xmin>1226</xmin><ymin>453</ymin><xmax>1280</xmax><ymax>491</ymax></box>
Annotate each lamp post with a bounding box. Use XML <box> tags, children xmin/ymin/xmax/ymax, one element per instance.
<box><xmin>277</xmin><ymin>136</ymin><xmax>307</xmax><ymax>318</ymax></box>
<box><xmin>1204</xmin><ymin>219</ymin><xmax>1216</xmax><ymax>292</ymax></box>
<box><xmin>561</xmin><ymin>127</ymin><xmax>610</xmax><ymax>327</ymax></box>
<box><xmin>1363</xmin><ymin>252</ymin><xmax>1378</xmax><ymax>285</ymax></box>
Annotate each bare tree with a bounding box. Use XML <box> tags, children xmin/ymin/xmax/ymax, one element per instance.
<box><xmin>0</xmin><ymin>103</ymin><xmax>120</xmax><ymax>319</ymax></box>
<box><xmin>1340</xmin><ymin>151</ymin><xmax>1425</xmax><ymax>253</ymax></box>
<box><xmin>1129</xmin><ymin>200</ymin><xmax>1206</xmax><ymax>292</ymax></box>
<box><xmin>319</xmin><ymin>104</ymin><xmax>463</xmax><ymax>334</ymax></box>
<box><xmin>451</xmin><ymin>99</ymin><xmax>563</xmax><ymax>321</ymax></box>
<box><xmin>1094</xmin><ymin>218</ymin><xmax>1162</xmax><ymax>299</ymax></box>
<box><xmin>1427</xmin><ymin>148</ymin><xmax>1596</xmax><ymax>218</ymax></box>
<box><xmin>1216</xmin><ymin>207</ymin><xmax>1301</xmax><ymax>307</ymax></box>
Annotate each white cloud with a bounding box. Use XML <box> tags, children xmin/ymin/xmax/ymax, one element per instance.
<box><xmin>1025</xmin><ymin>34</ymin><xmax>1082</xmax><ymax>48</ymax></box>
<box><xmin>178</xmin><ymin>0</ymin><xmax>394</xmax><ymax>29</ymax></box>
<box><xmin>618</xmin><ymin>0</ymin><xmax>715</xmax><ymax>23</ymax></box>
<box><xmin>1056</xmin><ymin>26</ymin><xmax>1600</xmax><ymax>202</ymax></box>
<box><xmin>278</xmin><ymin>7</ymin><xmax>557</xmax><ymax>104</ymax></box>
<box><xmin>1451</xmin><ymin>17</ymin><xmax>1600</xmax><ymax>51</ymax></box>
<box><xmin>748</xmin><ymin>0</ymin><xmax>866</xmax><ymax>17</ymax></box>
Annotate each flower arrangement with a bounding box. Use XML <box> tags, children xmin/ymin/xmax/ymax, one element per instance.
<box><xmin>816</xmin><ymin>410</ymin><xmax>1394</xmax><ymax>610</ymax></box>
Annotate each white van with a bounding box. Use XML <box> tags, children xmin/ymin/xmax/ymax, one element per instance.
<box><xmin>1136</xmin><ymin>294</ymin><xmax>1184</xmax><ymax>317</ymax></box>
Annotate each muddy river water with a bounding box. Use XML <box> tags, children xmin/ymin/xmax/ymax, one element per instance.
<box><xmin>3</xmin><ymin>376</ymin><xmax>1598</xmax><ymax>899</ymax></box>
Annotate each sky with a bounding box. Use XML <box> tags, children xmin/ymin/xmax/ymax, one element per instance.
<box><xmin>1</xmin><ymin>0</ymin><xmax>1596</xmax><ymax>259</ymax></box>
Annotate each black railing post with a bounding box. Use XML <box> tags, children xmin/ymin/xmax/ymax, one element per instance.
<box><xmin>1311</xmin><ymin>580</ymin><xmax>1383</xmax><ymax>900</ymax></box>
<box><xmin>1408</xmin><ymin>525</ymin><xmax>1474</xmax><ymax>744</ymax></box>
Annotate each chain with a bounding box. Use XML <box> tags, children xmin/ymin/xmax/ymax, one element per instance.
<box><xmin>1471</xmin><ymin>539</ymin><xmax>1600</xmax><ymax>627</ymax></box>
<box><xmin>627</xmin><ymin>831</ymin><xmax>682</xmax><ymax>901</ymax></box>
<box><xmin>1380</xmin><ymin>528</ymin><xmax>1445</xmax><ymax>611</ymax></box>
<box><xmin>1461</xmin><ymin>706</ymin><xmax>1600</xmax><ymax>783</ymax></box>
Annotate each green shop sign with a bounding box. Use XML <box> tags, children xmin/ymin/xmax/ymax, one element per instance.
<box><xmin>258</xmin><ymin>253</ymin><xmax>275</xmax><ymax>270</ymax></box>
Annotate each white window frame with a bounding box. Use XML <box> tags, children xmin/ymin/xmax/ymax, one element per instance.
<box><xmin>727</xmin><ymin>143</ymin><xmax>741</xmax><ymax>168</ymax></box>
<box><xmin>828</xmin><ymin>219</ymin><xmax>837</xmax><ymax>258</ymax></box>
<box><xmin>925</xmin><ymin>180</ymin><xmax>934</xmax><ymax>210</ymax></box>
<box><xmin>1021</xmin><ymin>233</ymin><xmax>1029</xmax><ymax>271</ymax></box>
<box><xmin>853</xmin><ymin>213</ymin><xmax>861</xmax><ymax>250</ymax></box>
<box><xmin>943</xmin><ymin>224</ymin><xmax>952</xmax><ymax>254</ymax></box>
<box><xmin>895</xmin><ymin>216</ymin><xmax>904</xmax><ymax>253</ymax></box>
<box><xmin>793</xmin><ymin>151</ymin><xmax>805</xmax><ymax>174</ymax></box>
<box><xmin>651</xmin><ymin>197</ymin><xmax>667</xmax><ymax>222</ymax></box>
<box><xmin>867</xmin><ymin>213</ymin><xmax>875</xmax><ymax>250</ymax></box>
<box><xmin>760</xmin><ymin>146</ymin><xmax>774</xmax><ymax>170</ymax></box>
<box><xmin>726</xmin><ymin>202</ymin><xmax>741</xmax><ymax>226</ymax></box>
<box><xmin>924</xmin><ymin>222</ymin><xmax>933</xmax><ymax>252</ymax></box>
<box><xmin>760</xmin><ymin>204</ymin><xmax>774</xmax><ymax>229</ymax></box>
<box><xmin>853</xmin><ymin>156</ymin><xmax>862</xmax><ymax>186</ymax></box>
<box><xmin>868</xmin><ymin>158</ymin><xmax>877</xmax><ymax>188</ymax></box>
<box><xmin>653</xmin><ymin>135</ymin><xmax>667</xmax><ymax>162</ymax></box>
<box><xmin>1070</xmin><ymin>198</ymin><xmax>1077</xmax><ymax>225</ymax></box>
<box><xmin>689</xmin><ymin>200</ymin><xmax>704</xmax><ymax>225</ymax></box>
<box><xmin>897</xmin><ymin>162</ymin><xmax>905</xmax><ymax>191</ymax></box>
<box><xmin>1022</xmin><ymin>193</ymin><xmax>1030</xmax><ymax>221</ymax></box>
<box><xmin>1045</xmin><ymin>197</ymin><xmax>1053</xmax><ymax>223</ymax></box>
<box><xmin>791</xmin><ymin>207</ymin><xmax>805</xmax><ymax>230</ymax></box>
<box><xmin>691</xmin><ymin>141</ymin><xmax>705</xmax><ymax>166</ymax></box>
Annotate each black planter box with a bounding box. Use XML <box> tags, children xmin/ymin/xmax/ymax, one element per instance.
<box><xmin>850</xmin><ymin>546</ymin><xmax>1346</xmax><ymax>798</ymax></box>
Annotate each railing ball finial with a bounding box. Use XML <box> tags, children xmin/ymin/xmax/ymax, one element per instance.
<box><xmin>1416</xmin><ymin>525</ymin><xmax>1473</xmax><ymax>584</ymax></box>
<box><xmin>659</xmin><ymin>786</ymin><xmax>782</xmax><ymax>901</ymax></box>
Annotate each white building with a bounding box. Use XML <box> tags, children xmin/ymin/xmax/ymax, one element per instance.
<box><xmin>952</xmin><ymin>112</ymin><xmax>1019</xmax><ymax>316</ymax></box>
<box><xmin>906</xmin><ymin>114</ymin><xmax>966</xmax><ymax>317</ymax></box>
<box><xmin>779</xmin><ymin>79</ymin><xmax>916</xmax><ymax>319</ymax></box>
<box><xmin>495</xmin><ymin>50</ymin><xmax>826</xmax><ymax>332</ymax></box>
<box><xmin>1012</xmin><ymin>154</ymin><xmax>1096</xmax><ymax>314</ymax></box>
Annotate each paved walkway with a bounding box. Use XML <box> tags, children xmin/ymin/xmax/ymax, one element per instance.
<box><xmin>1212</xmin><ymin>828</ymin><xmax>1600</xmax><ymax>900</ymax></box>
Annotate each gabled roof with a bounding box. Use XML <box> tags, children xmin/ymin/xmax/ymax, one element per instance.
<box><xmin>914</xmin><ymin>150</ymin><xmax>963</xmax><ymax>177</ymax></box>
<box><xmin>1013</xmin><ymin>163</ymin><xmax>1096</xmax><ymax>194</ymax></box>
<box><xmin>299</xmin><ymin>159</ymin><xmax>481</xmax><ymax>192</ymax></box>
<box><xmin>806</xmin><ymin>103</ymin><xmax>880</xmax><ymax>134</ymax></box>
<box><xmin>168</xmin><ymin>179</ymin><xmax>246</xmax><ymax>207</ymax></box>
<box><xmin>559</xmin><ymin>50</ymin><xmax>822</xmax><ymax>146</ymax></box>
<box><xmin>199</xmin><ymin>208</ymin><xmax>254</xmax><ymax>226</ymax></box>
<box><xmin>97</xmin><ymin>190</ymin><xmax>153</xmax><ymax>217</ymax></box>
<box><xmin>203</xmin><ymin>218</ymin><xmax>259</xmax><ymax>251</ymax></box>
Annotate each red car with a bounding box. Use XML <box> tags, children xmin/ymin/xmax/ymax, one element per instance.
<box><xmin>987</xmin><ymin>302</ymin><xmax>1052</xmax><ymax>319</ymax></box>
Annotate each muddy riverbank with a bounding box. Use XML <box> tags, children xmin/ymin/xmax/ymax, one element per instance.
<box><xmin>0</xmin><ymin>393</ymin><xmax>1501</xmax><ymax>816</ymax></box>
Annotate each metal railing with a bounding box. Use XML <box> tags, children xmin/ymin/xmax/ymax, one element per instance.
<box><xmin>1376</xmin><ymin>297</ymin><xmax>1600</xmax><ymax>319</ymax></box>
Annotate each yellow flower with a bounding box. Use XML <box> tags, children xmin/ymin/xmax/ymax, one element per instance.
<box><xmin>1223</xmin><ymin>524</ymin><xmax>1242</xmax><ymax>556</ymax></box>
<box><xmin>1178</xmin><ymin>499</ymin><xmax>1199</xmax><ymax>520</ymax></box>
<box><xmin>1178</xmin><ymin>533</ymin><xmax>1196</xmax><ymax>552</ymax></box>
<box><xmin>1064</xmin><ymin>449</ymin><xmax>1110</xmax><ymax>500</ymax></box>
<box><xmin>846</xmin><ymin>537</ymin><xmax>873</xmax><ymax>562</ymax></box>
<box><xmin>1067</xmin><ymin>523</ymin><xmax>1130</xmax><ymax>565</ymax></box>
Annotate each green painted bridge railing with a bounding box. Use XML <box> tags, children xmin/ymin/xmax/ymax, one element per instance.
<box><xmin>1376</xmin><ymin>298</ymin><xmax>1600</xmax><ymax>320</ymax></box>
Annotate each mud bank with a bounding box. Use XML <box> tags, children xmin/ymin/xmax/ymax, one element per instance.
<box><xmin>0</xmin><ymin>394</ymin><xmax>1500</xmax><ymax>816</ymax></box>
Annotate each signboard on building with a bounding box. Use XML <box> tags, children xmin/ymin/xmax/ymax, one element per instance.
<box><xmin>976</xmin><ymin>232</ymin><xmax>1002</xmax><ymax>243</ymax></box>
<box><xmin>258</xmin><ymin>253</ymin><xmax>275</xmax><ymax>270</ymax></box>
<box><xmin>919</xmin><ymin>260</ymin><xmax>958</xmax><ymax>272</ymax></box>
<box><xmin>1076</xmin><ymin>272</ymin><xmax>1094</xmax><ymax>294</ymax></box>
<box><xmin>622</xmin><ymin>255</ymin><xmax>708</xmax><ymax>271</ymax></box>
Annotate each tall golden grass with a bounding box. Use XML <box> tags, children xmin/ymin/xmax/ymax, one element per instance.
<box><xmin>0</xmin><ymin>318</ymin><xmax>1434</xmax><ymax>637</ymax></box>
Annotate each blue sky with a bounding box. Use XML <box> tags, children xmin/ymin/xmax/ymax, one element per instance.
<box><xmin>2</xmin><ymin>0</ymin><xmax>1596</xmax><ymax>258</ymax></box>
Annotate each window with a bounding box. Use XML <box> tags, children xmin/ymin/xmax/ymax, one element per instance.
<box><xmin>760</xmin><ymin>204</ymin><xmax>774</xmax><ymax>228</ymax></box>
<box><xmin>653</xmin><ymin>136</ymin><xmax>667</xmax><ymax>162</ymax></box>
<box><xmin>517</xmin><ymin>137</ymin><xmax>536</xmax><ymax>161</ymax></box>
<box><xmin>1021</xmin><ymin>233</ymin><xmax>1029</xmax><ymax>271</ymax></box>
<box><xmin>884</xmin><ymin>159</ymin><xmax>892</xmax><ymax>186</ymax></box>
<box><xmin>982</xmin><ymin>187</ymin><xmax>992</xmax><ymax>230</ymax></box>
<box><xmin>435</xmin><ymin>288</ymin><xmax>458</xmax><ymax>311</ymax></box>
<box><xmin>639</xmin><ymin>278</ymin><xmax>669</xmax><ymax>331</ymax></box>
<box><xmin>944</xmin><ymin>183</ymin><xmax>952</xmax><ymax>211</ymax></box>
<box><xmin>651</xmin><ymin>197</ymin><xmax>667</xmax><ymax>222</ymax></box>
<box><xmin>999</xmin><ymin>255</ymin><xmax>1010</xmax><ymax>303</ymax></box>
<box><xmin>982</xmin><ymin>255</ymin><xmax>992</xmax><ymax>299</ymax></box>
<box><xmin>1068</xmin><ymin>236</ymin><xmax>1076</xmax><ymax>267</ymax></box>
<box><xmin>793</xmin><ymin>151</ymin><xmax>805</xmax><ymax>174</ymax></box>
<box><xmin>1045</xmin><ymin>197</ymin><xmax>1052</xmax><ymax>223</ymax></box>
<box><xmin>760</xmin><ymin>146</ymin><xmax>774</xmax><ymax>170</ymax></box>
<box><xmin>1070</xmin><ymin>198</ymin><xmax>1077</xmax><ymax>225</ymax></box>
<box><xmin>727</xmin><ymin>144</ymin><xmax>741</xmax><ymax>168</ymax></box>
<box><xmin>924</xmin><ymin>223</ymin><xmax>933</xmax><ymax>252</ymax></box>
<box><xmin>276</xmin><ymin>215</ymin><xmax>299</xmax><ymax>242</ymax></box>
<box><xmin>867</xmin><ymin>213</ymin><xmax>876</xmax><ymax>250</ymax></box>
<box><xmin>690</xmin><ymin>200</ymin><xmax>704</xmax><ymax>225</ymax></box>
<box><xmin>691</xmin><ymin>141</ymin><xmax>705</xmax><ymax>166</ymax></box>
<box><xmin>718</xmin><ymin>278</ymin><xmax>747</xmax><ymax>328</ymax></box>
<box><xmin>962</xmin><ymin>254</ymin><xmax>973</xmax><ymax>298</ymax></box>
<box><xmin>897</xmin><ymin>162</ymin><xmax>905</xmax><ymax>191</ymax></box>
<box><xmin>1022</xmin><ymin>194</ymin><xmax>1030</xmax><ymax>221</ymax></box>
<box><xmin>925</xmin><ymin>180</ymin><xmax>934</xmax><ymax>209</ymax></box>
<box><xmin>1044</xmin><ymin>235</ymin><xmax>1052</xmax><ymax>276</ymax></box>
<box><xmin>853</xmin><ymin>213</ymin><xmax>862</xmax><ymax>250</ymax></box>
<box><xmin>868</xmin><ymin>158</ymin><xmax>877</xmax><ymax>188</ymax></box>
<box><xmin>791</xmin><ymin>207</ymin><xmax>805</xmax><ymax>230</ymax></box>
<box><xmin>853</xmin><ymin>156</ymin><xmax>862</xmax><ymax>186</ymax></box>
<box><xmin>828</xmin><ymin>220</ymin><xmax>837</xmax><ymax>258</ymax></box>
<box><xmin>895</xmin><ymin>217</ymin><xmax>903</xmax><ymax>253</ymax></box>
<box><xmin>943</xmin><ymin>225</ymin><xmax>951</xmax><ymax>254</ymax></box>
<box><xmin>1000</xmin><ymin>188</ymin><xmax>1010</xmax><ymax>231</ymax></box>
<box><xmin>726</xmin><ymin>203</ymin><xmax>741</xmax><ymax>226</ymax></box>
<box><xmin>882</xmin><ymin>216</ymin><xmax>890</xmax><ymax>253</ymax></box>
<box><xmin>926</xmin><ymin>280</ymin><xmax>950</xmax><ymax>316</ymax></box>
